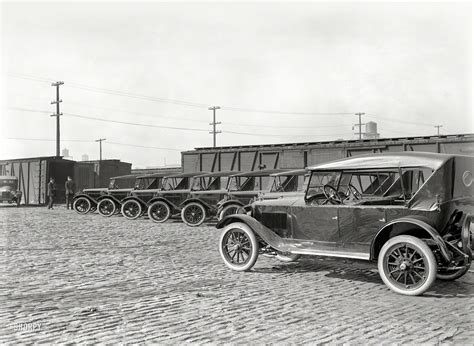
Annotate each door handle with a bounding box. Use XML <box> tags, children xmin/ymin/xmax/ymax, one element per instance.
<box><xmin>379</xmin><ymin>218</ymin><xmax>386</xmax><ymax>222</ymax></box>
<box><xmin>332</xmin><ymin>216</ymin><xmax>338</xmax><ymax>220</ymax></box>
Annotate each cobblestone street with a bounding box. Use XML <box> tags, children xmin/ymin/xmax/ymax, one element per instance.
<box><xmin>1</xmin><ymin>206</ymin><xmax>473</xmax><ymax>343</ymax></box>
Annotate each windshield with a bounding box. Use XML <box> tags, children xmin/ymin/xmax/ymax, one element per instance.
<box><xmin>162</xmin><ymin>177</ymin><xmax>189</xmax><ymax>190</ymax></box>
<box><xmin>270</xmin><ymin>175</ymin><xmax>305</xmax><ymax>192</ymax></box>
<box><xmin>305</xmin><ymin>168</ymin><xmax>434</xmax><ymax>203</ymax></box>
<box><xmin>134</xmin><ymin>177</ymin><xmax>160</xmax><ymax>190</ymax></box>
<box><xmin>306</xmin><ymin>172</ymin><xmax>341</xmax><ymax>200</ymax></box>
<box><xmin>227</xmin><ymin>176</ymin><xmax>270</xmax><ymax>192</ymax></box>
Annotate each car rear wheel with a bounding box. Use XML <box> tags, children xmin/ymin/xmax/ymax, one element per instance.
<box><xmin>148</xmin><ymin>201</ymin><xmax>171</xmax><ymax>223</ymax></box>
<box><xmin>97</xmin><ymin>198</ymin><xmax>116</xmax><ymax>217</ymax></box>
<box><xmin>73</xmin><ymin>197</ymin><xmax>91</xmax><ymax>214</ymax></box>
<box><xmin>181</xmin><ymin>202</ymin><xmax>206</xmax><ymax>227</ymax></box>
<box><xmin>219</xmin><ymin>222</ymin><xmax>258</xmax><ymax>271</ymax></box>
<box><xmin>219</xmin><ymin>204</ymin><xmax>241</xmax><ymax>220</ymax></box>
<box><xmin>121</xmin><ymin>200</ymin><xmax>143</xmax><ymax>220</ymax></box>
<box><xmin>378</xmin><ymin>235</ymin><xmax>437</xmax><ymax>296</ymax></box>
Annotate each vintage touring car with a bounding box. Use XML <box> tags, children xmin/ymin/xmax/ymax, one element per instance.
<box><xmin>217</xmin><ymin>169</ymin><xmax>293</xmax><ymax>220</ymax></box>
<box><xmin>72</xmin><ymin>174</ymin><xmax>138</xmax><ymax>215</ymax></box>
<box><xmin>0</xmin><ymin>176</ymin><xmax>22</xmax><ymax>206</ymax></box>
<box><xmin>146</xmin><ymin>172</ymin><xmax>199</xmax><ymax>223</ymax></box>
<box><xmin>120</xmin><ymin>172</ymin><xmax>169</xmax><ymax>220</ymax></box>
<box><xmin>180</xmin><ymin>171</ymin><xmax>240</xmax><ymax>226</ymax></box>
<box><xmin>217</xmin><ymin>152</ymin><xmax>474</xmax><ymax>296</ymax></box>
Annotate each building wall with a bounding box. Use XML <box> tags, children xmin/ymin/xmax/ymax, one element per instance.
<box><xmin>181</xmin><ymin>134</ymin><xmax>474</xmax><ymax>173</ymax></box>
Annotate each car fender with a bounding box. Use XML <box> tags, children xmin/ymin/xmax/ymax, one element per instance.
<box><xmin>73</xmin><ymin>193</ymin><xmax>99</xmax><ymax>204</ymax></box>
<box><xmin>97</xmin><ymin>194</ymin><xmax>122</xmax><ymax>204</ymax></box>
<box><xmin>219</xmin><ymin>199</ymin><xmax>246</xmax><ymax>211</ymax></box>
<box><xmin>121</xmin><ymin>195</ymin><xmax>147</xmax><ymax>206</ymax></box>
<box><xmin>181</xmin><ymin>198</ymin><xmax>212</xmax><ymax>210</ymax></box>
<box><xmin>370</xmin><ymin>216</ymin><xmax>451</xmax><ymax>262</ymax></box>
<box><xmin>216</xmin><ymin>214</ymin><xmax>292</xmax><ymax>252</ymax></box>
<box><xmin>147</xmin><ymin>197</ymin><xmax>179</xmax><ymax>211</ymax></box>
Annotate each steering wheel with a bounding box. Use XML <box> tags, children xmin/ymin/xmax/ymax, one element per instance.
<box><xmin>346</xmin><ymin>184</ymin><xmax>362</xmax><ymax>200</ymax></box>
<box><xmin>323</xmin><ymin>185</ymin><xmax>343</xmax><ymax>205</ymax></box>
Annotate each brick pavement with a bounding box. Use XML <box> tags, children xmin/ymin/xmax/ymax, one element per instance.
<box><xmin>0</xmin><ymin>206</ymin><xmax>473</xmax><ymax>343</ymax></box>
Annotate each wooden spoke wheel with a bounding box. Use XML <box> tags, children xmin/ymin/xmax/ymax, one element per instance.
<box><xmin>147</xmin><ymin>201</ymin><xmax>171</xmax><ymax>223</ymax></box>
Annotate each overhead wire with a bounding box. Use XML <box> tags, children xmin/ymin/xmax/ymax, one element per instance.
<box><xmin>6</xmin><ymin>137</ymin><xmax>185</xmax><ymax>151</ymax></box>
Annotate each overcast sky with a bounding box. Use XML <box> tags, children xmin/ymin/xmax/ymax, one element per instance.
<box><xmin>1</xmin><ymin>1</ymin><xmax>472</xmax><ymax>167</ymax></box>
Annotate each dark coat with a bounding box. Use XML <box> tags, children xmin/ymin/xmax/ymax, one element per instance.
<box><xmin>65</xmin><ymin>180</ymin><xmax>75</xmax><ymax>195</ymax></box>
<box><xmin>47</xmin><ymin>181</ymin><xmax>56</xmax><ymax>197</ymax></box>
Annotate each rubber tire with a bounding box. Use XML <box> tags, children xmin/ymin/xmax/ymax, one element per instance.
<box><xmin>97</xmin><ymin>198</ymin><xmax>116</xmax><ymax>217</ymax></box>
<box><xmin>148</xmin><ymin>201</ymin><xmax>171</xmax><ymax>223</ymax></box>
<box><xmin>275</xmin><ymin>252</ymin><xmax>302</xmax><ymax>262</ymax></box>
<box><xmin>73</xmin><ymin>197</ymin><xmax>91</xmax><ymax>215</ymax></box>
<box><xmin>181</xmin><ymin>202</ymin><xmax>206</xmax><ymax>227</ymax></box>
<box><xmin>219</xmin><ymin>204</ymin><xmax>241</xmax><ymax>221</ymax></box>
<box><xmin>219</xmin><ymin>222</ymin><xmax>259</xmax><ymax>272</ymax></box>
<box><xmin>378</xmin><ymin>235</ymin><xmax>437</xmax><ymax>296</ymax></box>
<box><xmin>121</xmin><ymin>200</ymin><xmax>143</xmax><ymax>220</ymax></box>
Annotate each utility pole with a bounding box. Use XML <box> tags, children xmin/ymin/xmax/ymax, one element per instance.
<box><xmin>50</xmin><ymin>81</ymin><xmax>64</xmax><ymax>157</ymax></box>
<box><xmin>95</xmin><ymin>138</ymin><xmax>106</xmax><ymax>161</ymax></box>
<box><xmin>434</xmin><ymin>125</ymin><xmax>443</xmax><ymax>136</ymax></box>
<box><xmin>209</xmin><ymin>106</ymin><xmax>221</xmax><ymax>147</ymax></box>
<box><xmin>354</xmin><ymin>112</ymin><xmax>365</xmax><ymax>140</ymax></box>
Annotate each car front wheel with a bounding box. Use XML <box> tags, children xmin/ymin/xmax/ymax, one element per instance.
<box><xmin>378</xmin><ymin>235</ymin><xmax>437</xmax><ymax>296</ymax></box>
<box><xmin>219</xmin><ymin>222</ymin><xmax>258</xmax><ymax>271</ymax></box>
<box><xmin>121</xmin><ymin>200</ymin><xmax>143</xmax><ymax>220</ymax></box>
<box><xmin>97</xmin><ymin>198</ymin><xmax>116</xmax><ymax>217</ymax></box>
<box><xmin>73</xmin><ymin>197</ymin><xmax>91</xmax><ymax>214</ymax></box>
<box><xmin>181</xmin><ymin>202</ymin><xmax>206</xmax><ymax>227</ymax></box>
<box><xmin>148</xmin><ymin>201</ymin><xmax>171</xmax><ymax>223</ymax></box>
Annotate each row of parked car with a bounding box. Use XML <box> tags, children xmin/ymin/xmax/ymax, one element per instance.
<box><xmin>72</xmin><ymin>168</ymin><xmax>308</xmax><ymax>226</ymax></box>
<box><xmin>72</xmin><ymin>152</ymin><xmax>474</xmax><ymax>296</ymax></box>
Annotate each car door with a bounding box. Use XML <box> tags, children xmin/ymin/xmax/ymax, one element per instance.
<box><xmin>289</xmin><ymin>198</ymin><xmax>339</xmax><ymax>243</ymax></box>
<box><xmin>338</xmin><ymin>205</ymin><xmax>386</xmax><ymax>255</ymax></box>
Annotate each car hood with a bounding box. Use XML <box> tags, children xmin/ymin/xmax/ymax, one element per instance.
<box><xmin>253</xmin><ymin>196</ymin><xmax>300</xmax><ymax>208</ymax></box>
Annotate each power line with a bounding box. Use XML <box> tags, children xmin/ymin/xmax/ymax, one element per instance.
<box><xmin>106</xmin><ymin>141</ymin><xmax>183</xmax><ymax>152</ymax></box>
<box><xmin>7</xmin><ymin>137</ymin><xmax>93</xmax><ymax>143</ymax></box>
<box><xmin>64</xmin><ymin>100</ymin><xmax>210</xmax><ymax>124</ymax></box>
<box><xmin>365</xmin><ymin>114</ymin><xmax>433</xmax><ymax>127</ymax></box>
<box><xmin>6</xmin><ymin>137</ymin><xmax>184</xmax><ymax>151</ymax></box>
<box><xmin>63</xmin><ymin>112</ymin><xmax>210</xmax><ymax>132</ymax></box>
<box><xmin>220</xmin><ymin>106</ymin><xmax>355</xmax><ymax>116</ymax></box>
<box><xmin>6</xmin><ymin>106</ymin><xmax>51</xmax><ymax>114</ymax></box>
<box><xmin>9</xmin><ymin>73</ymin><xmax>358</xmax><ymax>116</ymax></box>
<box><xmin>223</xmin><ymin>130</ymin><xmax>354</xmax><ymax>138</ymax></box>
<box><xmin>434</xmin><ymin>125</ymin><xmax>443</xmax><ymax>136</ymax></box>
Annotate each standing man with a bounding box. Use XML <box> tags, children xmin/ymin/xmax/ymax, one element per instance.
<box><xmin>47</xmin><ymin>177</ymin><xmax>56</xmax><ymax>209</ymax></box>
<box><xmin>65</xmin><ymin>176</ymin><xmax>76</xmax><ymax>210</ymax></box>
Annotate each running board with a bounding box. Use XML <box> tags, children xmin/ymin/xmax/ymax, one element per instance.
<box><xmin>291</xmin><ymin>249</ymin><xmax>370</xmax><ymax>260</ymax></box>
